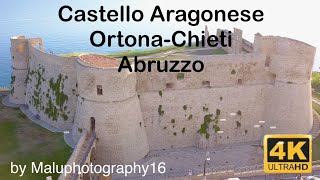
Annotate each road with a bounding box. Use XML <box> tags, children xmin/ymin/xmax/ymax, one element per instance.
<box><xmin>233</xmin><ymin>98</ymin><xmax>320</xmax><ymax>180</ymax></box>
<box><xmin>239</xmin><ymin>171</ymin><xmax>320</xmax><ymax>180</ymax></box>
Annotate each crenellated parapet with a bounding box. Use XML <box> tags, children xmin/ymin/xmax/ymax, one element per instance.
<box><xmin>254</xmin><ymin>34</ymin><xmax>316</xmax><ymax>83</ymax></box>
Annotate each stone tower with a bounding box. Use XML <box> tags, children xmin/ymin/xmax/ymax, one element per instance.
<box><xmin>71</xmin><ymin>54</ymin><xmax>149</xmax><ymax>165</ymax></box>
<box><xmin>216</xmin><ymin>28</ymin><xmax>243</xmax><ymax>54</ymax></box>
<box><xmin>231</xmin><ymin>28</ymin><xmax>243</xmax><ymax>54</ymax></box>
<box><xmin>9</xmin><ymin>36</ymin><xmax>44</xmax><ymax>104</ymax></box>
<box><xmin>204</xmin><ymin>25</ymin><xmax>209</xmax><ymax>47</ymax></box>
<box><xmin>254</xmin><ymin>34</ymin><xmax>316</xmax><ymax>134</ymax></box>
<box><xmin>9</xmin><ymin>36</ymin><xmax>30</xmax><ymax>104</ymax></box>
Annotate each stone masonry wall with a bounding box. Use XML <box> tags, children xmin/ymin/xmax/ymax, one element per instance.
<box><xmin>136</xmin><ymin>35</ymin><xmax>316</xmax><ymax>150</ymax></box>
<box><xmin>71</xmin><ymin>59</ymin><xmax>149</xmax><ymax>165</ymax></box>
<box><xmin>9</xmin><ymin>36</ymin><xmax>30</xmax><ymax>104</ymax></box>
<box><xmin>25</xmin><ymin>46</ymin><xmax>78</xmax><ymax>130</ymax></box>
<box><xmin>9</xmin><ymin>33</ymin><xmax>316</xmax><ymax>164</ymax></box>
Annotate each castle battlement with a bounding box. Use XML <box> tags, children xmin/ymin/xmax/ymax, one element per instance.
<box><xmin>8</xmin><ymin>28</ymin><xmax>316</xmax><ymax>165</ymax></box>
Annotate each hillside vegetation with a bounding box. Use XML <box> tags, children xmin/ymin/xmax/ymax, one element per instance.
<box><xmin>312</xmin><ymin>72</ymin><xmax>320</xmax><ymax>93</ymax></box>
<box><xmin>0</xmin><ymin>95</ymin><xmax>72</xmax><ymax>180</ymax></box>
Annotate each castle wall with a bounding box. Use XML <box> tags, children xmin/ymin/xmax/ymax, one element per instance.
<box><xmin>25</xmin><ymin>46</ymin><xmax>78</xmax><ymax>130</ymax></box>
<box><xmin>232</xmin><ymin>28</ymin><xmax>243</xmax><ymax>54</ymax></box>
<box><xmin>136</xmin><ymin>41</ymin><xmax>315</xmax><ymax>149</ymax></box>
<box><xmin>263</xmin><ymin>82</ymin><xmax>313</xmax><ymax>134</ymax></box>
<box><xmin>59</xmin><ymin>131</ymin><xmax>97</xmax><ymax>180</ymax></box>
<box><xmin>136</xmin><ymin>53</ymin><xmax>270</xmax><ymax>93</ymax></box>
<box><xmin>71</xmin><ymin>59</ymin><xmax>149</xmax><ymax>165</ymax></box>
<box><xmin>253</xmin><ymin>35</ymin><xmax>316</xmax><ymax>135</ymax></box>
<box><xmin>242</xmin><ymin>39</ymin><xmax>254</xmax><ymax>53</ymax></box>
<box><xmin>137</xmin><ymin>54</ymin><xmax>274</xmax><ymax>149</ymax></box>
<box><xmin>9</xmin><ymin>36</ymin><xmax>30</xmax><ymax>104</ymax></box>
<box><xmin>9</xmin><ymin>69</ymin><xmax>28</xmax><ymax>104</ymax></box>
<box><xmin>139</xmin><ymin>84</ymin><xmax>271</xmax><ymax>150</ymax></box>
<box><xmin>9</xmin><ymin>32</ymin><xmax>316</xmax><ymax>165</ymax></box>
<box><xmin>254</xmin><ymin>35</ymin><xmax>315</xmax><ymax>83</ymax></box>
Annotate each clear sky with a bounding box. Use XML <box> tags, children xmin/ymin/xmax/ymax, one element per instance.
<box><xmin>1</xmin><ymin>0</ymin><xmax>319</xmax><ymax>69</ymax></box>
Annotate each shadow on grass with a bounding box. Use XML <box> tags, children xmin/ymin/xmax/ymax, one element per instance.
<box><xmin>0</xmin><ymin>97</ymin><xmax>72</xmax><ymax>180</ymax></box>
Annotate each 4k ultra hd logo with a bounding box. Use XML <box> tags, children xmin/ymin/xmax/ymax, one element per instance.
<box><xmin>264</xmin><ymin>134</ymin><xmax>312</xmax><ymax>173</ymax></box>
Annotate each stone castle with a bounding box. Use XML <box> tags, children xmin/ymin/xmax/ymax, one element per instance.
<box><xmin>8</xmin><ymin>28</ymin><xmax>316</xmax><ymax>169</ymax></box>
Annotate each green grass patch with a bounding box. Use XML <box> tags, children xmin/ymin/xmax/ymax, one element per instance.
<box><xmin>0</xmin><ymin>121</ymin><xmax>18</xmax><ymax>153</ymax></box>
<box><xmin>12</xmin><ymin>107</ymin><xmax>27</xmax><ymax>119</ymax></box>
<box><xmin>177</xmin><ymin>73</ymin><xmax>185</xmax><ymax>80</ymax></box>
<box><xmin>198</xmin><ymin>114</ymin><xmax>217</xmax><ymax>139</ymax></box>
<box><xmin>313</xmin><ymin>91</ymin><xmax>320</xmax><ymax>101</ymax></box>
<box><xmin>313</xmin><ymin>102</ymin><xmax>320</xmax><ymax>115</ymax></box>
<box><xmin>313</xmin><ymin>134</ymin><xmax>320</xmax><ymax>160</ymax></box>
<box><xmin>17</xmin><ymin>111</ymin><xmax>27</xmax><ymax>119</ymax></box>
<box><xmin>312</xmin><ymin>72</ymin><xmax>320</xmax><ymax>92</ymax></box>
<box><xmin>212</xmin><ymin>48</ymin><xmax>227</xmax><ymax>55</ymax></box>
<box><xmin>0</xmin><ymin>97</ymin><xmax>72</xmax><ymax>180</ymax></box>
<box><xmin>59</xmin><ymin>45</ymin><xmax>195</xmax><ymax>58</ymax></box>
<box><xmin>109</xmin><ymin>46</ymin><xmax>192</xmax><ymax>58</ymax></box>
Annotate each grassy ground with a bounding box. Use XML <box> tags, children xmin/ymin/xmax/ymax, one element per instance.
<box><xmin>313</xmin><ymin>134</ymin><xmax>320</xmax><ymax>160</ymax></box>
<box><xmin>312</xmin><ymin>72</ymin><xmax>320</xmax><ymax>92</ymax></box>
<box><xmin>0</xmin><ymin>96</ymin><xmax>72</xmax><ymax>180</ymax></box>
<box><xmin>313</xmin><ymin>91</ymin><xmax>320</xmax><ymax>101</ymax></box>
<box><xmin>59</xmin><ymin>45</ymin><xmax>194</xmax><ymax>58</ymax></box>
<box><xmin>60</xmin><ymin>46</ymin><xmax>228</xmax><ymax>59</ymax></box>
<box><xmin>212</xmin><ymin>48</ymin><xmax>227</xmax><ymax>55</ymax></box>
<box><xmin>313</xmin><ymin>95</ymin><xmax>320</xmax><ymax>160</ymax></box>
<box><xmin>313</xmin><ymin>102</ymin><xmax>320</xmax><ymax>115</ymax></box>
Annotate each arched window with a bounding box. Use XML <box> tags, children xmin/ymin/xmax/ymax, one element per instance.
<box><xmin>90</xmin><ymin>117</ymin><xmax>95</xmax><ymax>132</ymax></box>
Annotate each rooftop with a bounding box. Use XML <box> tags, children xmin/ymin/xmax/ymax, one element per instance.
<box><xmin>79</xmin><ymin>54</ymin><xmax>119</xmax><ymax>68</ymax></box>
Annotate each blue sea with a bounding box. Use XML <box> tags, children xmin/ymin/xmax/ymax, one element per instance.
<box><xmin>0</xmin><ymin>18</ymin><xmax>170</xmax><ymax>88</ymax></box>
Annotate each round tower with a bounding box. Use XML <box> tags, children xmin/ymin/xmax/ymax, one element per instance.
<box><xmin>71</xmin><ymin>54</ymin><xmax>149</xmax><ymax>165</ymax></box>
<box><xmin>9</xmin><ymin>36</ymin><xmax>29</xmax><ymax>104</ymax></box>
<box><xmin>254</xmin><ymin>35</ymin><xmax>315</xmax><ymax>83</ymax></box>
<box><xmin>254</xmin><ymin>35</ymin><xmax>316</xmax><ymax>134</ymax></box>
